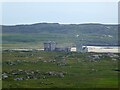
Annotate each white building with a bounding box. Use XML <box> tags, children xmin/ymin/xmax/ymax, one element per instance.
<box><xmin>70</xmin><ymin>47</ymin><xmax>77</xmax><ymax>52</ymax></box>
<box><xmin>82</xmin><ymin>46</ymin><xmax>119</xmax><ymax>53</ymax></box>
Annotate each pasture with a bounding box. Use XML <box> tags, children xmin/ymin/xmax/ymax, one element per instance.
<box><xmin>2</xmin><ymin>51</ymin><xmax>119</xmax><ymax>88</ymax></box>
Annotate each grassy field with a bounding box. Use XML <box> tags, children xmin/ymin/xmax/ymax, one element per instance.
<box><xmin>2</xmin><ymin>33</ymin><xmax>118</xmax><ymax>49</ymax></box>
<box><xmin>2</xmin><ymin>51</ymin><xmax>119</xmax><ymax>88</ymax></box>
<box><xmin>2</xmin><ymin>33</ymin><xmax>75</xmax><ymax>49</ymax></box>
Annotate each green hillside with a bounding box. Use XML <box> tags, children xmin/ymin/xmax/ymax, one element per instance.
<box><xmin>2</xmin><ymin>23</ymin><xmax>118</xmax><ymax>49</ymax></box>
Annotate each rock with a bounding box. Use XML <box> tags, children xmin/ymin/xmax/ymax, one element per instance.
<box><xmin>2</xmin><ymin>72</ymin><xmax>9</xmax><ymax>79</ymax></box>
<box><xmin>112</xmin><ymin>58</ymin><xmax>117</xmax><ymax>61</ymax></box>
<box><xmin>58</xmin><ymin>73</ymin><xmax>64</xmax><ymax>78</ymax></box>
<box><xmin>14</xmin><ymin>77</ymin><xmax>24</xmax><ymax>81</ymax></box>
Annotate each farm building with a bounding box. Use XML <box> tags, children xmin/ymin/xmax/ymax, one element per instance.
<box><xmin>70</xmin><ymin>47</ymin><xmax>77</xmax><ymax>52</ymax></box>
<box><xmin>44</xmin><ymin>41</ymin><xmax>56</xmax><ymax>51</ymax></box>
<box><xmin>43</xmin><ymin>41</ymin><xmax>70</xmax><ymax>52</ymax></box>
<box><xmin>82</xmin><ymin>46</ymin><xmax>120</xmax><ymax>53</ymax></box>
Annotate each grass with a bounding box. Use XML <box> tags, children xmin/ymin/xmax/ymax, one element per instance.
<box><xmin>2</xmin><ymin>51</ymin><xmax>119</xmax><ymax>88</ymax></box>
<box><xmin>2</xmin><ymin>33</ymin><xmax>117</xmax><ymax>49</ymax></box>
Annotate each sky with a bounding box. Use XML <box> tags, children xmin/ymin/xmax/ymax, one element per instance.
<box><xmin>1</xmin><ymin>2</ymin><xmax>118</xmax><ymax>25</ymax></box>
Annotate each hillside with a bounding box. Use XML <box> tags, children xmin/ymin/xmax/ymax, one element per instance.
<box><xmin>2</xmin><ymin>23</ymin><xmax>118</xmax><ymax>48</ymax></box>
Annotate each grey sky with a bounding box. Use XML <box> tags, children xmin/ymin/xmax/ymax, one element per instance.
<box><xmin>2</xmin><ymin>2</ymin><xmax>118</xmax><ymax>25</ymax></box>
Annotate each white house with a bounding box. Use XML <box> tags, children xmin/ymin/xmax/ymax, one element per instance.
<box><xmin>70</xmin><ymin>47</ymin><xmax>77</xmax><ymax>52</ymax></box>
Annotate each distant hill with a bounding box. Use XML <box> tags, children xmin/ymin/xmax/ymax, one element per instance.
<box><xmin>2</xmin><ymin>23</ymin><xmax>118</xmax><ymax>35</ymax></box>
<box><xmin>2</xmin><ymin>23</ymin><xmax>119</xmax><ymax>48</ymax></box>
